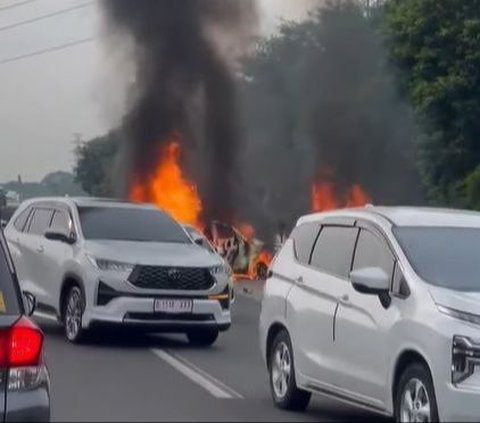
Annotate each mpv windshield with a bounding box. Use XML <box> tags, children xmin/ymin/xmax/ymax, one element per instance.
<box><xmin>78</xmin><ymin>206</ymin><xmax>191</xmax><ymax>243</ymax></box>
<box><xmin>394</xmin><ymin>226</ymin><xmax>480</xmax><ymax>291</ymax></box>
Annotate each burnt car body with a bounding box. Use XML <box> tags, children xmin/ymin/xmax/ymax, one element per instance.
<box><xmin>204</xmin><ymin>221</ymin><xmax>269</xmax><ymax>279</ymax></box>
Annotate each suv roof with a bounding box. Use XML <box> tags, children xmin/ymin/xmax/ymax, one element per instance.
<box><xmin>298</xmin><ymin>206</ymin><xmax>480</xmax><ymax>228</ymax></box>
<box><xmin>21</xmin><ymin>197</ymin><xmax>157</xmax><ymax>210</ymax></box>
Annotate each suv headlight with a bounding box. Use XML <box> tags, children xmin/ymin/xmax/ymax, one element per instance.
<box><xmin>438</xmin><ymin>305</ymin><xmax>480</xmax><ymax>326</ymax></box>
<box><xmin>210</xmin><ymin>264</ymin><xmax>230</xmax><ymax>276</ymax></box>
<box><xmin>452</xmin><ymin>336</ymin><xmax>480</xmax><ymax>384</ymax></box>
<box><xmin>89</xmin><ymin>257</ymin><xmax>134</xmax><ymax>273</ymax></box>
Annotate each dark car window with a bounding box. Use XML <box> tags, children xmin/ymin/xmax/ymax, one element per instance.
<box><xmin>352</xmin><ymin>229</ymin><xmax>395</xmax><ymax>280</ymax></box>
<box><xmin>78</xmin><ymin>206</ymin><xmax>190</xmax><ymax>243</ymax></box>
<box><xmin>27</xmin><ymin>208</ymin><xmax>54</xmax><ymax>236</ymax></box>
<box><xmin>13</xmin><ymin>206</ymin><xmax>32</xmax><ymax>232</ymax></box>
<box><xmin>394</xmin><ymin>226</ymin><xmax>480</xmax><ymax>291</ymax></box>
<box><xmin>50</xmin><ymin>210</ymin><xmax>72</xmax><ymax>234</ymax></box>
<box><xmin>291</xmin><ymin>222</ymin><xmax>320</xmax><ymax>265</ymax></box>
<box><xmin>0</xmin><ymin>237</ymin><xmax>21</xmax><ymax>315</ymax></box>
<box><xmin>310</xmin><ymin>226</ymin><xmax>359</xmax><ymax>278</ymax></box>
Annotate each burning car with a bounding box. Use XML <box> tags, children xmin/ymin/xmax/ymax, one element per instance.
<box><xmin>204</xmin><ymin>221</ymin><xmax>271</xmax><ymax>280</ymax></box>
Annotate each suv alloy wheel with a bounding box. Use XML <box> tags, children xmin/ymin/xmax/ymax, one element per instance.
<box><xmin>269</xmin><ymin>330</ymin><xmax>311</xmax><ymax>411</ymax></box>
<box><xmin>395</xmin><ymin>363</ymin><xmax>439</xmax><ymax>422</ymax></box>
<box><xmin>64</xmin><ymin>286</ymin><xmax>86</xmax><ymax>343</ymax></box>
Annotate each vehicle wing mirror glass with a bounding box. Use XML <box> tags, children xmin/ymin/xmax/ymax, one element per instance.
<box><xmin>22</xmin><ymin>291</ymin><xmax>36</xmax><ymax>316</ymax></box>
<box><xmin>350</xmin><ymin>266</ymin><xmax>390</xmax><ymax>295</ymax></box>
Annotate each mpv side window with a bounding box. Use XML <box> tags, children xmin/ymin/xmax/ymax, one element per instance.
<box><xmin>291</xmin><ymin>222</ymin><xmax>320</xmax><ymax>265</ymax></box>
<box><xmin>50</xmin><ymin>210</ymin><xmax>72</xmax><ymax>234</ymax></box>
<box><xmin>352</xmin><ymin>229</ymin><xmax>395</xmax><ymax>282</ymax></box>
<box><xmin>13</xmin><ymin>206</ymin><xmax>32</xmax><ymax>232</ymax></box>
<box><xmin>310</xmin><ymin>226</ymin><xmax>359</xmax><ymax>278</ymax></box>
<box><xmin>27</xmin><ymin>208</ymin><xmax>53</xmax><ymax>236</ymax></box>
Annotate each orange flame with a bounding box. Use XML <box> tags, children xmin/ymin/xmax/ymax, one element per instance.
<box><xmin>311</xmin><ymin>181</ymin><xmax>369</xmax><ymax>212</ymax></box>
<box><xmin>129</xmin><ymin>139</ymin><xmax>203</xmax><ymax>228</ymax></box>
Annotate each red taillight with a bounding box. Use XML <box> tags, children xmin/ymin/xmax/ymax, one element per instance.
<box><xmin>0</xmin><ymin>317</ymin><xmax>43</xmax><ymax>368</ymax></box>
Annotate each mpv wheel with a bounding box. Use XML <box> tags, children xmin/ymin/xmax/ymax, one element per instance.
<box><xmin>269</xmin><ymin>330</ymin><xmax>311</xmax><ymax>411</ymax></box>
<box><xmin>187</xmin><ymin>328</ymin><xmax>219</xmax><ymax>346</ymax></box>
<box><xmin>63</xmin><ymin>286</ymin><xmax>86</xmax><ymax>343</ymax></box>
<box><xmin>395</xmin><ymin>363</ymin><xmax>439</xmax><ymax>422</ymax></box>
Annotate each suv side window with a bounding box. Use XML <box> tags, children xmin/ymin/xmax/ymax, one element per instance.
<box><xmin>13</xmin><ymin>206</ymin><xmax>32</xmax><ymax>232</ymax></box>
<box><xmin>27</xmin><ymin>208</ymin><xmax>53</xmax><ymax>236</ymax></box>
<box><xmin>291</xmin><ymin>222</ymin><xmax>320</xmax><ymax>265</ymax></box>
<box><xmin>310</xmin><ymin>226</ymin><xmax>359</xmax><ymax>278</ymax></box>
<box><xmin>50</xmin><ymin>210</ymin><xmax>72</xmax><ymax>234</ymax></box>
<box><xmin>352</xmin><ymin>229</ymin><xmax>395</xmax><ymax>282</ymax></box>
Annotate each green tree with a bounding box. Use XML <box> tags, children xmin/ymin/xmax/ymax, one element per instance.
<box><xmin>384</xmin><ymin>0</ymin><xmax>480</xmax><ymax>207</ymax></box>
<box><xmin>74</xmin><ymin>132</ymin><xmax>119</xmax><ymax>196</ymax></box>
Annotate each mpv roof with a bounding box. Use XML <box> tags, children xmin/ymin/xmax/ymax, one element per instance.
<box><xmin>298</xmin><ymin>206</ymin><xmax>480</xmax><ymax>228</ymax></box>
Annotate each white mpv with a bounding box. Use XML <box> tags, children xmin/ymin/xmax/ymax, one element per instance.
<box><xmin>5</xmin><ymin>198</ymin><xmax>232</xmax><ymax>345</ymax></box>
<box><xmin>260</xmin><ymin>206</ymin><xmax>480</xmax><ymax>422</ymax></box>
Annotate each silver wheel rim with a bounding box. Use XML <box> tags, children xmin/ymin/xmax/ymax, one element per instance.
<box><xmin>271</xmin><ymin>341</ymin><xmax>291</xmax><ymax>399</ymax></box>
<box><xmin>65</xmin><ymin>290</ymin><xmax>82</xmax><ymax>340</ymax></box>
<box><xmin>400</xmin><ymin>378</ymin><xmax>431</xmax><ymax>422</ymax></box>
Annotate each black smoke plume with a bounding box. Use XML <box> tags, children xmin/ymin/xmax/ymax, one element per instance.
<box><xmin>101</xmin><ymin>0</ymin><xmax>258</xmax><ymax>222</ymax></box>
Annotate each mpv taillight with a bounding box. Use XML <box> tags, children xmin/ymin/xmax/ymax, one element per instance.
<box><xmin>0</xmin><ymin>317</ymin><xmax>43</xmax><ymax>368</ymax></box>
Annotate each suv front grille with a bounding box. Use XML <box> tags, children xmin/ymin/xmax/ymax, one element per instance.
<box><xmin>128</xmin><ymin>266</ymin><xmax>215</xmax><ymax>291</ymax></box>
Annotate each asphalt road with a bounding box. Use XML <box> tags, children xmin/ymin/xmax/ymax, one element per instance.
<box><xmin>35</xmin><ymin>284</ymin><xmax>388</xmax><ymax>422</ymax></box>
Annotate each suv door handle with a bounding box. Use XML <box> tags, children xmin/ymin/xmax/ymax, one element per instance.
<box><xmin>36</xmin><ymin>245</ymin><xmax>45</xmax><ymax>254</ymax></box>
<box><xmin>296</xmin><ymin>276</ymin><xmax>304</xmax><ymax>285</ymax></box>
<box><xmin>340</xmin><ymin>294</ymin><xmax>349</xmax><ymax>305</ymax></box>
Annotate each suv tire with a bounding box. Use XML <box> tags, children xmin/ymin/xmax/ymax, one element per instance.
<box><xmin>63</xmin><ymin>286</ymin><xmax>87</xmax><ymax>344</ymax></box>
<box><xmin>395</xmin><ymin>362</ymin><xmax>439</xmax><ymax>422</ymax></box>
<box><xmin>269</xmin><ymin>330</ymin><xmax>311</xmax><ymax>411</ymax></box>
<box><xmin>187</xmin><ymin>328</ymin><xmax>219</xmax><ymax>346</ymax></box>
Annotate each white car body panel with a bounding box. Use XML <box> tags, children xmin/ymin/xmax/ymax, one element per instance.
<box><xmin>260</xmin><ymin>206</ymin><xmax>480</xmax><ymax>421</ymax></box>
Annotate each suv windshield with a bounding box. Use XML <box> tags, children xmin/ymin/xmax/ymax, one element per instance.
<box><xmin>394</xmin><ymin>226</ymin><xmax>480</xmax><ymax>291</ymax></box>
<box><xmin>78</xmin><ymin>206</ymin><xmax>191</xmax><ymax>243</ymax></box>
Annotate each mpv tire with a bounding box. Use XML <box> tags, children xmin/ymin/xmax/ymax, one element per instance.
<box><xmin>63</xmin><ymin>286</ymin><xmax>87</xmax><ymax>343</ymax></box>
<box><xmin>187</xmin><ymin>328</ymin><xmax>219</xmax><ymax>346</ymax></box>
<box><xmin>269</xmin><ymin>330</ymin><xmax>311</xmax><ymax>411</ymax></box>
<box><xmin>395</xmin><ymin>363</ymin><xmax>439</xmax><ymax>423</ymax></box>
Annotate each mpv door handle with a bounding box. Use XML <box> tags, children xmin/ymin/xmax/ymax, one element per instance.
<box><xmin>340</xmin><ymin>294</ymin><xmax>349</xmax><ymax>305</ymax></box>
<box><xmin>36</xmin><ymin>245</ymin><xmax>45</xmax><ymax>254</ymax></box>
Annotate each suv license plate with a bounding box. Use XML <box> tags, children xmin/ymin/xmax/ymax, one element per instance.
<box><xmin>154</xmin><ymin>299</ymin><xmax>193</xmax><ymax>313</ymax></box>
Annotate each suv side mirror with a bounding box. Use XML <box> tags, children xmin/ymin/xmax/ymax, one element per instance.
<box><xmin>350</xmin><ymin>267</ymin><xmax>390</xmax><ymax>295</ymax></box>
<box><xmin>45</xmin><ymin>229</ymin><xmax>76</xmax><ymax>244</ymax></box>
<box><xmin>22</xmin><ymin>291</ymin><xmax>36</xmax><ymax>316</ymax></box>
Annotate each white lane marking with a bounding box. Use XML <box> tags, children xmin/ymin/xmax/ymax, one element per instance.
<box><xmin>33</xmin><ymin>311</ymin><xmax>58</xmax><ymax>322</ymax></box>
<box><xmin>151</xmin><ymin>349</ymin><xmax>243</xmax><ymax>399</ymax></box>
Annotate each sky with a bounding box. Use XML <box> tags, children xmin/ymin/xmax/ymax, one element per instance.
<box><xmin>0</xmin><ymin>0</ymin><xmax>318</xmax><ymax>182</ymax></box>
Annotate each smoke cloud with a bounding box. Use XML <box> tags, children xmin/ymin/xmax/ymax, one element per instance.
<box><xmin>101</xmin><ymin>0</ymin><xmax>258</xmax><ymax>222</ymax></box>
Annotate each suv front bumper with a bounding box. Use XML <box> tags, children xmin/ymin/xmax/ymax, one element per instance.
<box><xmin>82</xmin><ymin>295</ymin><xmax>231</xmax><ymax>332</ymax></box>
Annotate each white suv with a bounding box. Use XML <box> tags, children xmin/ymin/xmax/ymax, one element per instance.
<box><xmin>260</xmin><ymin>206</ymin><xmax>480</xmax><ymax>422</ymax></box>
<box><xmin>5</xmin><ymin>198</ymin><xmax>232</xmax><ymax>345</ymax></box>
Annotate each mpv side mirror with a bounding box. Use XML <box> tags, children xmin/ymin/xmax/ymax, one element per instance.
<box><xmin>45</xmin><ymin>229</ymin><xmax>76</xmax><ymax>245</ymax></box>
<box><xmin>350</xmin><ymin>266</ymin><xmax>390</xmax><ymax>295</ymax></box>
<box><xmin>22</xmin><ymin>291</ymin><xmax>36</xmax><ymax>316</ymax></box>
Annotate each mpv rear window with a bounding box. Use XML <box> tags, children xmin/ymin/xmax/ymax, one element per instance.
<box><xmin>310</xmin><ymin>226</ymin><xmax>358</xmax><ymax>278</ymax></box>
<box><xmin>291</xmin><ymin>222</ymin><xmax>320</xmax><ymax>264</ymax></box>
<box><xmin>0</xmin><ymin>236</ymin><xmax>21</xmax><ymax>315</ymax></box>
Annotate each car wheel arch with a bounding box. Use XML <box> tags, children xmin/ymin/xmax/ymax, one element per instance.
<box><xmin>391</xmin><ymin>349</ymin><xmax>434</xmax><ymax>406</ymax></box>
<box><xmin>59</xmin><ymin>274</ymin><xmax>86</xmax><ymax>321</ymax></box>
